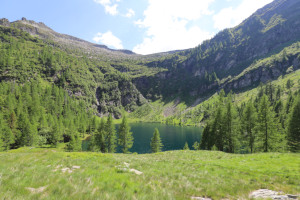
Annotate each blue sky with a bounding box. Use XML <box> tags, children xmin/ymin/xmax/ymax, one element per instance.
<box><xmin>1</xmin><ymin>0</ymin><xmax>273</xmax><ymax>54</ymax></box>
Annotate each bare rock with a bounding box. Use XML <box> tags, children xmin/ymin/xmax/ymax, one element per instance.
<box><xmin>129</xmin><ymin>168</ymin><xmax>143</xmax><ymax>175</ymax></box>
<box><xmin>249</xmin><ymin>189</ymin><xmax>298</xmax><ymax>200</ymax></box>
<box><xmin>191</xmin><ymin>197</ymin><xmax>211</xmax><ymax>200</ymax></box>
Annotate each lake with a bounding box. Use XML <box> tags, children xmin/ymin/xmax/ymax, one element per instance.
<box><xmin>126</xmin><ymin>123</ymin><xmax>202</xmax><ymax>154</ymax></box>
<box><xmin>83</xmin><ymin>123</ymin><xmax>202</xmax><ymax>154</ymax></box>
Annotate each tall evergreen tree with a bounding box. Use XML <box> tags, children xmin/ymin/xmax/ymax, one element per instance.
<box><xmin>105</xmin><ymin>114</ymin><xmax>117</xmax><ymax>153</ymax></box>
<box><xmin>242</xmin><ymin>101</ymin><xmax>257</xmax><ymax>153</ymax></box>
<box><xmin>223</xmin><ymin>100</ymin><xmax>237</xmax><ymax>153</ymax></box>
<box><xmin>150</xmin><ymin>128</ymin><xmax>163</xmax><ymax>153</ymax></box>
<box><xmin>213</xmin><ymin>106</ymin><xmax>225</xmax><ymax>151</ymax></box>
<box><xmin>118</xmin><ymin>115</ymin><xmax>133</xmax><ymax>153</ymax></box>
<box><xmin>287</xmin><ymin>96</ymin><xmax>300</xmax><ymax>152</ymax></box>
<box><xmin>67</xmin><ymin>132</ymin><xmax>82</xmax><ymax>152</ymax></box>
<box><xmin>257</xmin><ymin>95</ymin><xmax>278</xmax><ymax>152</ymax></box>
<box><xmin>199</xmin><ymin>123</ymin><xmax>211</xmax><ymax>150</ymax></box>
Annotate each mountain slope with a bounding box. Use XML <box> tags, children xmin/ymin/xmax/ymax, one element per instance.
<box><xmin>134</xmin><ymin>0</ymin><xmax>300</xmax><ymax>103</ymax></box>
<box><xmin>0</xmin><ymin>0</ymin><xmax>300</xmax><ymax>120</ymax></box>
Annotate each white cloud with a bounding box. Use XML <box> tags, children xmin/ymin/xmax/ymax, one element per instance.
<box><xmin>105</xmin><ymin>4</ymin><xmax>118</xmax><ymax>15</ymax></box>
<box><xmin>125</xmin><ymin>9</ymin><xmax>135</xmax><ymax>18</ymax></box>
<box><xmin>93</xmin><ymin>31</ymin><xmax>123</xmax><ymax>49</ymax></box>
<box><xmin>133</xmin><ymin>0</ymin><xmax>215</xmax><ymax>55</ymax></box>
<box><xmin>213</xmin><ymin>0</ymin><xmax>273</xmax><ymax>30</ymax></box>
<box><xmin>94</xmin><ymin>0</ymin><xmax>119</xmax><ymax>16</ymax></box>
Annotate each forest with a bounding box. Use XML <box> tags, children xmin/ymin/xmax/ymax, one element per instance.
<box><xmin>200</xmin><ymin>82</ymin><xmax>300</xmax><ymax>153</ymax></box>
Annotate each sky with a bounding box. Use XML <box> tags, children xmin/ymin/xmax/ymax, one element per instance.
<box><xmin>1</xmin><ymin>0</ymin><xmax>273</xmax><ymax>55</ymax></box>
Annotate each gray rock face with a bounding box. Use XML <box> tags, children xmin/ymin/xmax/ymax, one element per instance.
<box><xmin>249</xmin><ymin>189</ymin><xmax>299</xmax><ymax>200</ymax></box>
<box><xmin>0</xmin><ymin>18</ymin><xmax>10</xmax><ymax>27</ymax></box>
<box><xmin>96</xmin><ymin>80</ymin><xmax>146</xmax><ymax>118</ymax></box>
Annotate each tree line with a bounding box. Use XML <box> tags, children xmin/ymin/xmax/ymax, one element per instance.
<box><xmin>0</xmin><ymin>81</ymin><xmax>92</xmax><ymax>151</ymax></box>
<box><xmin>0</xmin><ymin>80</ymin><xmax>164</xmax><ymax>153</ymax></box>
<box><xmin>199</xmin><ymin>82</ymin><xmax>300</xmax><ymax>153</ymax></box>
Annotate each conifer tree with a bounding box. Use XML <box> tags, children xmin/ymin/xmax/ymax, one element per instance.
<box><xmin>67</xmin><ymin>132</ymin><xmax>82</xmax><ymax>152</ymax></box>
<box><xmin>183</xmin><ymin>142</ymin><xmax>190</xmax><ymax>150</ymax></box>
<box><xmin>199</xmin><ymin>123</ymin><xmax>211</xmax><ymax>150</ymax></box>
<box><xmin>193</xmin><ymin>141</ymin><xmax>199</xmax><ymax>150</ymax></box>
<box><xmin>213</xmin><ymin>106</ymin><xmax>224</xmax><ymax>151</ymax></box>
<box><xmin>287</xmin><ymin>96</ymin><xmax>300</xmax><ymax>152</ymax></box>
<box><xmin>223</xmin><ymin>100</ymin><xmax>237</xmax><ymax>153</ymax></box>
<box><xmin>105</xmin><ymin>114</ymin><xmax>117</xmax><ymax>153</ymax></box>
<box><xmin>257</xmin><ymin>95</ymin><xmax>278</xmax><ymax>152</ymax></box>
<box><xmin>242</xmin><ymin>101</ymin><xmax>257</xmax><ymax>153</ymax></box>
<box><xmin>97</xmin><ymin>118</ymin><xmax>107</xmax><ymax>152</ymax></box>
<box><xmin>150</xmin><ymin>128</ymin><xmax>163</xmax><ymax>153</ymax></box>
<box><xmin>118</xmin><ymin>115</ymin><xmax>133</xmax><ymax>153</ymax></box>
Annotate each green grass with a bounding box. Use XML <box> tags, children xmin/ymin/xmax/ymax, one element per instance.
<box><xmin>0</xmin><ymin>148</ymin><xmax>299</xmax><ymax>199</ymax></box>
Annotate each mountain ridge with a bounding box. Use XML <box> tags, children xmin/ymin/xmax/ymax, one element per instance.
<box><xmin>0</xmin><ymin>0</ymin><xmax>300</xmax><ymax>119</ymax></box>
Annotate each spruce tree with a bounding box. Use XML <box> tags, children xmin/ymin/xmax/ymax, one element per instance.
<box><xmin>192</xmin><ymin>141</ymin><xmax>199</xmax><ymax>150</ymax></box>
<box><xmin>242</xmin><ymin>101</ymin><xmax>257</xmax><ymax>153</ymax></box>
<box><xmin>199</xmin><ymin>123</ymin><xmax>211</xmax><ymax>150</ymax></box>
<box><xmin>223</xmin><ymin>100</ymin><xmax>237</xmax><ymax>153</ymax></box>
<box><xmin>257</xmin><ymin>95</ymin><xmax>278</xmax><ymax>152</ymax></box>
<box><xmin>105</xmin><ymin>114</ymin><xmax>117</xmax><ymax>153</ymax></box>
<box><xmin>118</xmin><ymin>115</ymin><xmax>133</xmax><ymax>153</ymax></box>
<box><xmin>212</xmin><ymin>106</ymin><xmax>224</xmax><ymax>151</ymax></box>
<box><xmin>67</xmin><ymin>132</ymin><xmax>82</xmax><ymax>152</ymax></box>
<box><xmin>183</xmin><ymin>142</ymin><xmax>190</xmax><ymax>150</ymax></box>
<box><xmin>287</xmin><ymin>96</ymin><xmax>300</xmax><ymax>152</ymax></box>
<box><xmin>150</xmin><ymin>128</ymin><xmax>163</xmax><ymax>153</ymax></box>
<box><xmin>96</xmin><ymin>118</ymin><xmax>107</xmax><ymax>152</ymax></box>
<box><xmin>2</xmin><ymin>126</ymin><xmax>14</xmax><ymax>150</ymax></box>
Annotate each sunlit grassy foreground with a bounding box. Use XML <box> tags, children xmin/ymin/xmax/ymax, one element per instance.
<box><xmin>0</xmin><ymin>148</ymin><xmax>299</xmax><ymax>200</ymax></box>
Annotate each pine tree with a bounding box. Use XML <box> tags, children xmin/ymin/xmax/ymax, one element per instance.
<box><xmin>96</xmin><ymin>118</ymin><xmax>107</xmax><ymax>152</ymax></box>
<box><xmin>183</xmin><ymin>142</ymin><xmax>190</xmax><ymax>150</ymax></box>
<box><xmin>192</xmin><ymin>141</ymin><xmax>199</xmax><ymax>150</ymax></box>
<box><xmin>223</xmin><ymin>100</ymin><xmax>237</xmax><ymax>153</ymax></box>
<box><xmin>150</xmin><ymin>128</ymin><xmax>163</xmax><ymax>153</ymax></box>
<box><xmin>2</xmin><ymin>126</ymin><xmax>15</xmax><ymax>150</ymax></box>
<box><xmin>242</xmin><ymin>101</ymin><xmax>257</xmax><ymax>153</ymax></box>
<box><xmin>199</xmin><ymin>123</ymin><xmax>211</xmax><ymax>150</ymax></box>
<box><xmin>213</xmin><ymin>106</ymin><xmax>224</xmax><ymax>151</ymax></box>
<box><xmin>105</xmin><ymin>114</ymin><xmax>117</xmax><ymax>153</ymax></box>
<box><xmin>257</xmin><ymin>95</ymin><xmax>278</xmax><ymax>152</ymax></box>
<box><xmin>118</xmin><ymin>115</ymin><xmax>133</xmax><ymax>153</ymax></box>
<box><xmin>67</xmin><ymin>132</ymin><xmax>82</xmax><ymax>152</ymax></box>
<box><xmin>287</xmin><ymin>96</ymin><xmax>300</xmax><ymax>152</ymax></box>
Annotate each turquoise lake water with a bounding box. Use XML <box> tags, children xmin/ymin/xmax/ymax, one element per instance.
<box><xmin>82</xmin><ymin>123</ymin><xmax>202</xmax><ymax>154</ymax></box>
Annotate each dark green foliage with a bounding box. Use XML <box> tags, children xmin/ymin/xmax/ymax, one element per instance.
<box><xmin>67</xmin><ymin>132</ymin><xmax>82</xmax><ymax>152</ymax></box>
<box><xmin>118</xmin><ymin>115</ymin><xmax>133</xmax><ymax>153</ymax></box>
<box><xmin>287</xmin><ymin>96</ymin><xmax>300</xmax><ymax>152</ymax></box>
<box><xmin>199</xmin><ymin>124</ymin><xmax>211</xmax><ymax>150</ymax></box>
<box><xmin>0</xmin><ymin>81</ymin><xmax>91</xmax><ymax>151</ymax></box>
<box><xmin>200</xmin><ymin>85</ymin><xmax>290</xmax><ymax>154</ymax></box>
<box><xmin>150</xmin><ymin>128</ymin><xmax>163</xmax><ymax>153</ymax></box>
<box><xmin>257</xmin><ymin>95</ymin><xmax>279</xmax><ymax>152</ymax></box>
<box><xmin>241</xmin><ymin>101</ymin><xmax>257</xmax><ymax>153</ymax></box>
<box><xmin>223</xmin><ymin>100</ymin><xmax>238</xmax><ymax>153</ymax></box>
<box><xmin>105</xmin><ymin>114</ymin><xmax>117</xmax><ymax>153</ymax></box>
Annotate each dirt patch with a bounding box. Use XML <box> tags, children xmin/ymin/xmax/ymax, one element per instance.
<box><xmin>53</xmin><ymin>165</ymin><xmax>80</xmax><ymax>173</ymax></box>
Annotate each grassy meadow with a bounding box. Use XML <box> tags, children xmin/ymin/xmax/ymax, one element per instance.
<box><xmin>0</xmin><ymin>148</ymin><xmax>299</xmax><ymax>199</ymax></box>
